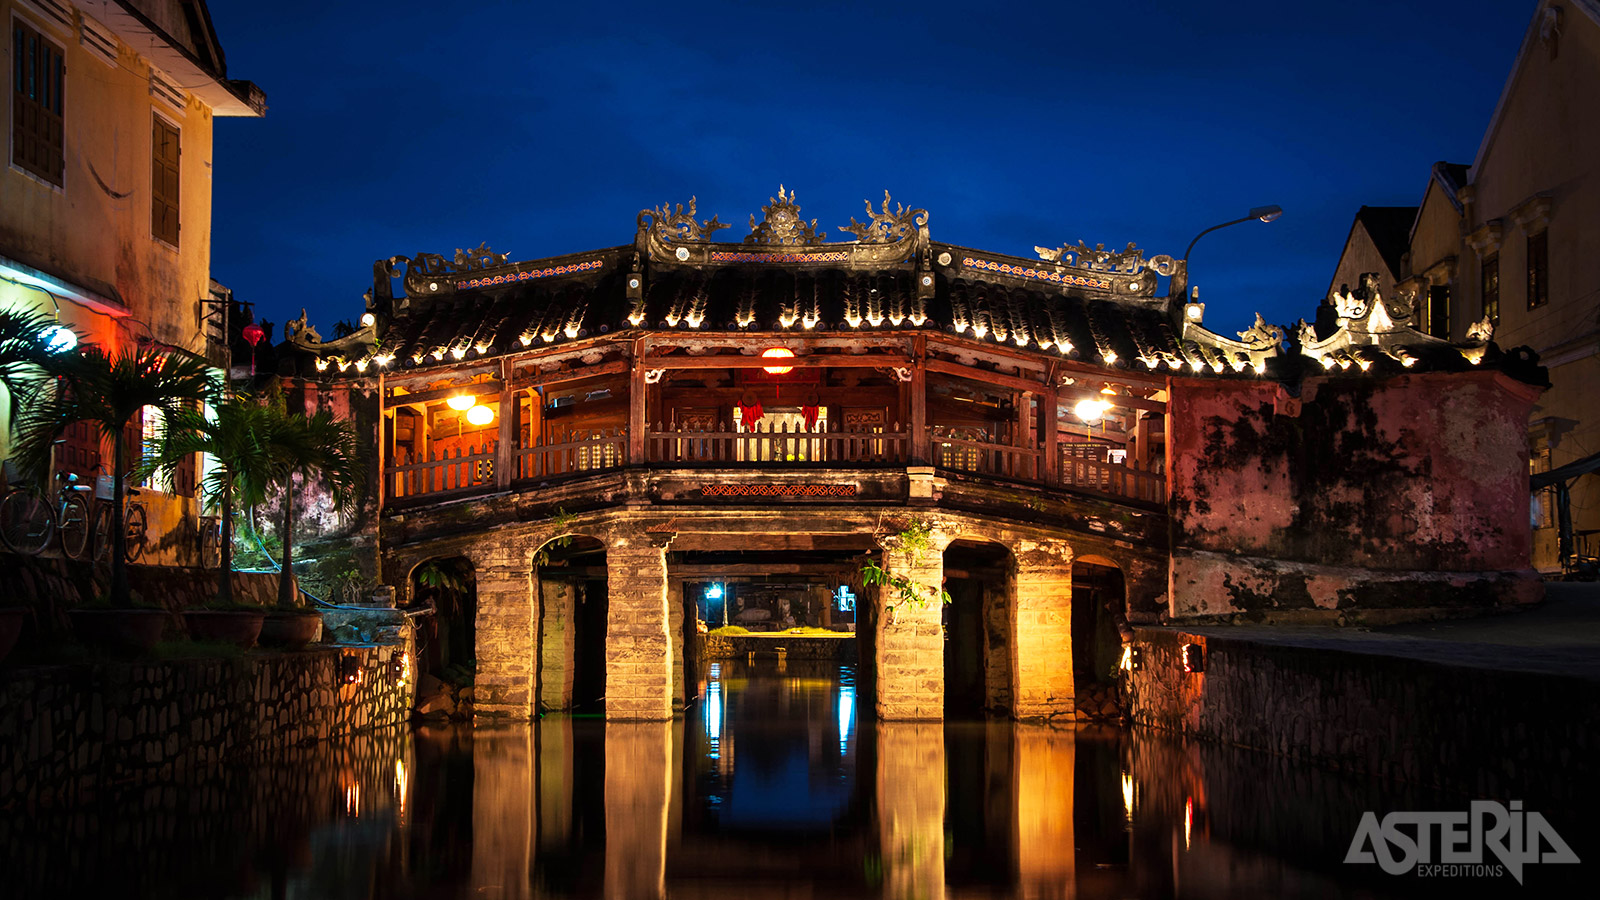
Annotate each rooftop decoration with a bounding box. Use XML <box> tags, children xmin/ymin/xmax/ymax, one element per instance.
<box><xmin>746</xmin><ymin>186</ymin><xmax>824</xmax><ymax>246</ymax></box>
<box><xmin>401</xmin><ymin>243</ymin><xmax>513</xmax><ymax>297</ymax></box>
<box><xmin>1296</xmin><ymin>273</ymin><xmax>1488</xmax><ymax>370</ymax></box>
<box><xmin>839</xmin><ymin>192</ymin><xmax>928</xmax><ymax>244</ymax></box>
<box><xmin>1033</xmin><ymin>241</ymin><xmax>1181</xmax><ymax>278</ymax></box>
<box><xmin>639</xmin><ymin>197</ymin><xmax>731</xmax><ymax>243</ymax></box>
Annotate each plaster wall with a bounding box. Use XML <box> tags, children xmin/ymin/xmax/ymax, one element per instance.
<box><xmin>1326</xmin><ymin>220</ymin><xmax>1399</xmax><ymax>301</ymax></box>
<box><xmin>1167</xmin><ymin>371</ymin><xmax>1542</xmax><ymax>617</ymax></box>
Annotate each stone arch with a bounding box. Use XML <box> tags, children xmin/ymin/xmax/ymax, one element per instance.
<box><xmin>1070</xmin><ymin>554</ymin><xmax>1126</xmax><ymax>690</ymax></box>
<box><xmin>941</xmin><ymin>538</ymin><xmax>1015</xmax><ymax>717</ymax></box>
<box><xmin>407</xmin><ymin>555</ymin><xmax>478</xmax><ymax>692</ymax></box>
<box><xmin>531</xmin><ymin>533</ymin><xmax>609</xmax><ymax>713</ymax></box>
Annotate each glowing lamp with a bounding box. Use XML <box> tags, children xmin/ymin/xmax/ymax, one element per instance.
<box><xmin>242</xmin><ymin>321</ymin><xmax>265</xmax><ymax>347</ymax></box>
<box><xmin>1074</xmin><ymin>398</ymin><xmax>1111</xmax><ymax>423</ymax></box>
<box><xmin>360</xmin><ymin>312</ymin><xmax>376</xmax><ymax>327</ymax></box>
<box><xmin>705</xmin><ymin>583</ymin><xmax>724</xmax><ymax>600</ymax></box>
<box><xmin>761</xmin><ymin>347</ymin><xmax>795</xmax><ymax>374</ymax></box>
<box><xmin>339</xmin><ymin>655</ymin><xmax>362</xmax><ymax>685</ymax></box>
<box><xmin>446</xmin><ymin>394</ymin><xmax>475</xmax><ymax>411</ymax></box>
<box><xmin>40</xmin><ymin>323</ymin><xmax>77</xmax><ymax>353</ymax></box>
<box><xmin>466</xmin><ymin>404</ymin><xmax>495</xmax><ymax>426</ymax></box>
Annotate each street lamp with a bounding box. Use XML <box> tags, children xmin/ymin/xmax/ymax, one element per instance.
<box><xmin>1182</xmin><ymin>205</ymin><xmax>1283</xmax><ymax>261</ymax></box>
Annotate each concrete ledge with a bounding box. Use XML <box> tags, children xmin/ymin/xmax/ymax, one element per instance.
<box><xmin>1126</xmin><ymin>625</ymin><xmax>1600</xmax><ymax>810</ymax></box>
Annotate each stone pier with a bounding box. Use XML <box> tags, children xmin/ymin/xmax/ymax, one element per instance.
<box><xmin>604</xmin><ymin>533</ymin><xmax>674</xmax><ymax>721</ymax></box>
<box><xmin>1012</xmin><ymin>540</ymin><xmax>1075</xmax><ymax>718</ymax></box>
<box><xmin>469</xmin><ymin>543</ymin><xmax>537</xmax><ymax>720</ymax></box>
<box><xmin>874</xmin><ymin>539</ymin><xmax>947</xmax><ymax>720</ymax></box>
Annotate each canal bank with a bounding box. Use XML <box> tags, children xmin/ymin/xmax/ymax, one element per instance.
<box><xmin>1126</xmin><ymin>583</ymin><xmax>1600</xmax><ymax>813</ymax></box>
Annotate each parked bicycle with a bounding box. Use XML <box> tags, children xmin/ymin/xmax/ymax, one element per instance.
<box><xmin>0</xmin><ymin>469</ymin><xmax>93</xmax><ymax>559</ymax></box>
<box><xmin>92</xmin><ymin>483</ymin><xmax>149</xmax><ymax>564</ymax></box>
<box><xmin>197</xmin><ymin>514</ymin><xmax>222</xmax><ymax>569</ymax></box>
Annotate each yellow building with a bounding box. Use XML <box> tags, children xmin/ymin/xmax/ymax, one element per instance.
<box><xmin>1329</xmin><ymin>0</ymin><xmax>1600</xmax><ymax>574</ymax></box>
<box><xmin>1</xmin><ymin>0</ymin><xmax>263</xmax><ymax>562</ymax></box>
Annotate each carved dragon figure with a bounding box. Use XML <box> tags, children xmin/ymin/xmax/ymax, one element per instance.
<box><xmin>1237</xmin><ymin>312</ymin><xmax>1286</xmax><ymax>348</ymax></box>
<box><xmin>640</xmin><ymin>196</ymin><xmax>731</xmax><ymax>242</ymax></box>
<box><xmin>839</xmin><ymin>191</ymin><xmax>928</xmax><ymax>244</ymax></box>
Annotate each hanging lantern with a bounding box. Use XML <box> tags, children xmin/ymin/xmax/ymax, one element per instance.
<box><xmin>447</xmin><ymin>394</ymin><xmax>475</xmax><ymax>411</ymax></box>
<box><xmin>737</xmin><ymin>388</ymin><xmax>764</xmax><ymax>428</ymax></box>
<box><xmin>40</xmin><ymin>323</ymin><xmax>77</xmax><ymax>354</ymax></box>
<box><xmin>1074</xmin><ymin>386</ymin><xmax>1117</xmax><ymax>424</ymax></box>
<box><xmin>242</xmin><ymin>321</ymin><xmax>264</xmax><ymax>348</ymax></box>
<box><xmin>466</xmin><ymin>404</ymin><xmax>495</xmax><ymax>427</ymax></box>
<box><xmin>761</xmin><ymin>347</ymin><xmax>795</xmax><ymax>374</ymax></box>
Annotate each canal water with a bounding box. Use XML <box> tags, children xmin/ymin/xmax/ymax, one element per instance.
<box><xmin>0</xmin><ymin>659</ymin><xmax>1585</xmax><ymax>898</ymax></box>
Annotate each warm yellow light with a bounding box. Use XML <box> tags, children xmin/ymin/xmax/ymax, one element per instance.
<box><xmin>447</xmin><ymin>394</ymin><xmax>475</xmax><ymax>411</ymax></box>
<box><xmin>466</xmin><ymin>404</ymin><xmax>495</xmax><ymax>426</ymax></box>
<box><xmin>761</xmin><ymin>347</ymin><xmax>795</xmax><ymax>374</ymax></box>
<box><xmin>1074</xmin><ymin>397</ymin><xmax>1112</xmax><ymax>423</ymax></box>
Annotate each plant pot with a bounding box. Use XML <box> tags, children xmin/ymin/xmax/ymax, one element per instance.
<box><xmin>183</xmin><ymin>610</ymin><xmax>266</xmax><ymax>649</ymax></box>
<box><xmin>258</xmin><ymin>610</ymin><xmax>323</xmax><ymax>649</ymax></box>
<box><xmin>68</xmin><ymin>608</ymin><xmax>173</xmax><ymax>653</ymax></box>
<box><xmin>0</xmin><ymin>608</ymin><xmax>26</xmax><ymax>663</ymax></box>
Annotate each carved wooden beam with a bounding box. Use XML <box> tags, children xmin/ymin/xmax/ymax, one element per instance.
<box><xmin>640</xmin><ymin>353</ymin><xmax>913</xmax><ymax>369</ymax></box>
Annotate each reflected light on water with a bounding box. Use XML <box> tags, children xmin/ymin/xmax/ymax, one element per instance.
<box><xmin>395</xmin><ymin>759</ymin><xmax>408</xmax><ymax>825</ymax></box>
<box><xmin>344</xmin><ymin>781</ymin><xmax>360</xmax><ymax>818</ymax></box>
<box><xmin>1121</xmin><ymin>772</ymin><xmax>1136</xmax><ymax>822</ymax></box>
<box><xmin>837</xmin><ymin>682</ymin><xmax>854</xmax><ymax>753</ymax></box>
<box><xmin>1185</xmin><ymin>795</ymin><xmax>1193</xmax><ymax>850</ymax></box>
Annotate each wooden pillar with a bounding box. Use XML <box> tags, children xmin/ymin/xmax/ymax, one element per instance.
<box><xmin>496</xmin><ymin>360</ymin><xmax>516</xmax><ymax>488</ymax></box>
<box><xmin>1012</xmin><ymin>539</ymin><xmax>1075</xmax><ymax>718</ymax></box>
<box><xmin>628</xmin><ymin>340</ymin><xmax>647</xmax><ymax>465</ymax></box>
<box><xmin>1134</xmin><ymin>411</ymin><xmax>1152</xmax><ymax>469</ymax></box>
<box><xmin>605</xmin><ymin>530</ymin><xmax>674</xmax><ymax>720</ymax></box>
<box><xmin>1017</xmin><ymin>390</ymin><xmax>1035</xmax><ymax>480</ymax></box>
<box><xmin>875</xmin><ymin>535</ymin><xmax>946</xmax><ymax>720</ymax></box>
<box><xmin>1040</xmin><ymin>382</ymin><xmax>1059</xmax><ymax>484</ymax></box>
<box><xmin>910</xmin><ymin>335</ymin><xmax>929</xmax><ymax>464</ymax></box>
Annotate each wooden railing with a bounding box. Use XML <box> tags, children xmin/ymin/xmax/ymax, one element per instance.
<box><xmin>931</xmin><ymin>427</ymin><xmax>1040</xmax><ymax>481</ymax></box>
<box><xmin>383</xmin><ymin>427</ymin><xmax>1167</xmax><ymax>506</ymax></box>
<box><xmin>388</xmin><ymin>441</ymin><xmax>496</xmax><ymax>501</ymax></box>
<box><xmin>1057</xmin><ymin>447</ymin><xmax>1166</xmax><ymax>503</ymax></box>
<box><xmin>646</xmin><ymin>421</ymin><xmax>908</xmax><ymax>465</ymax></box>
<box><xmin>515</xmin><ymin>428</ymin><xmax>627</xmax><ymax>480</ymax></box>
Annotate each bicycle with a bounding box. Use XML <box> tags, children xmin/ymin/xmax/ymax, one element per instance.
<box><xmin>92</xmin><ymin>483</ymin><xmax>149</xmax><ymax>564</ymax></box>
<box><xmin>197</xmin><ymin>514</ymin><xmax>222</xmax><ymax>569</ymax></box>
<box><xmin>0</xmin><ymin>470</ymin><xmax>94</xmax><ymax>559</ymax></box>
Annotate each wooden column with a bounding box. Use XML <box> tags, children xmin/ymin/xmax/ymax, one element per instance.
<box><xmin>628</xmin><ymin>340</ymin><xmax>647</xmax><ymax>464</ymax></box>
<box><xmin>1016</xmin><ymin>390</ymin><xmax>1034</xmax><ymax>480</ymax></box>
<box><xmin>1040</xmin><ymin>382</ymin><xmax>1059</xmax><ymax>484</ymax></box>
<box><xmin>496</xmin><ymin>359</ymin><xmax>516</xmax><ymax>488</ymax></box>
<box><xmin>910</xmin><ymin>335</ymin><xmax>929</xmax><ymax>464</ymax></box>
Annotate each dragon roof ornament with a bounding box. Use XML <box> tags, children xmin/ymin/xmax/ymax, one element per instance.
<box><xmin>1297</xmin><ymin>273</ymin><xmax>1493</xmax><ymax>369</ymax></box>
<box><xmin>839</xmin><ymin>191</ymin><xmax>929</xmax><ymax>244</ymax></box>
<box><xmin>746</xmin><ymin>186</ymin><xmax>824</xmax><ymax>246</ymax></box>
<box><xmin>1035</xmin><ymin>241</ymin><xmax>1181</xmax><ymax>278</ymax></box>
<box><xmin>638</xmin><ymin>196</ymin><xmax>731</xmax><ymax>243</ymax></box>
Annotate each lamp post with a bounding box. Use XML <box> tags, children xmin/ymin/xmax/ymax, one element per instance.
<box><xmin>1182</xmin><ymin>205</ymin><xmax>1283</xmax><ymax>262</ymax></box>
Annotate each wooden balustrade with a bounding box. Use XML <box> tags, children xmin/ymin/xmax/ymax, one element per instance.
<box><xmin>645</xmin><ymin>420</ymin><xmax>908</xmax><ymax>465</ymax></box>
<box><xmin>515</xmin><ymin>428</ymin><xmax>627</xmax><ymax>480</ymax></box>
<box><xmin>1057</xmin><ymin>446</ymin><xmax>1166</xmax><ymax>503</ymax></box>
<box><xmin>388</xmin><ymin>441</ymin><xmax>496</xmax><ymax>501</ymax></box>
<box><xmin>383</xmin><ymin>426</ymin><xmax>1167</xmax><ymax>506</ymax></box>
<box><xmin>930</xmin><ymin>426</ymin><xmax>1041</xmax><ymax>481</ymax></box>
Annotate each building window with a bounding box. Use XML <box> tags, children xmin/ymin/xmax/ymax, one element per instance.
<box><xmin>1480</xmin><ymin>254</ymin><xmax>1499</xmax><ymax>325</ymax></box>
<box><xmin>1426</xmin><ymin>285</ymin><xmax>1451</xmax><ymax>339</ymax></box>
<box><xmin>151</xmin><ymin>115</ymin><xmax>181</xmax><ymax>246</ymax></box>
<box><xmin>11</xmin><ymin>18</ymin><xmax>65</xmax><ymax>186</ymax></box>
<box><xmin>1530</xmin><ymin>446</ymin><xmax>1554</xmax><ymax>530</ymax></box>
<box><xmin>1526</xmin><ymin>230</ymin><xmax>1548</xmax><ymax>309</ymax></box>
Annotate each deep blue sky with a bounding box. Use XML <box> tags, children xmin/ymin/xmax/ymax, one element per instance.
<box><xmin>205</xmin><ymin>1</ymin><xmax>1532</xmax><ymax>337</ymax></box>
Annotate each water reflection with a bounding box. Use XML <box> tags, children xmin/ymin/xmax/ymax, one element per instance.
<box><xmin>1</xmin><ymin>660</ymin><xmax>1589</xmax><ymax>898</ymax></box>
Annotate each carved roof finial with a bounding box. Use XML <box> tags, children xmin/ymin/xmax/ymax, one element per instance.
<box><xmin>839</xmin><ymin>190</ymin><xmax>927</xmax><ymax>244</ymax></box>
<box><xmin>746</xmin><ymin>185</ymin><xmax>824</xmax><ymax>246</ymax></box>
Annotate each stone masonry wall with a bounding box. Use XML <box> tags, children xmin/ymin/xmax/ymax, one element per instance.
<box><xmin>1012</xmin><ymin>539</ymin><xmax>1075</xmax><ymax>718</ymax></box>
<box><xmin>873</xmin><ymin>545</ymin><xmax>944</xmax><ymax>720</ymax></box>
<box><xmin>605</xmin><ymin>535</ymin><xmax>673</xmax><ymax>720</ymax></box>
<box><xmin>1126</xmin><ymin>626</ymin><xmax>1599</xmax><ymax>811</ymax></box>
<box><xmin>0</xmin><ymin>645</ymin><xmax>412</xmax><ymax>810</ymax></box>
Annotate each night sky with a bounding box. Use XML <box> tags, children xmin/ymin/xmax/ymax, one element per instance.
<box><xmin>204</xmin><ymin>0</ymin><xmax>1530</xmax><ymax>338</ymax></box>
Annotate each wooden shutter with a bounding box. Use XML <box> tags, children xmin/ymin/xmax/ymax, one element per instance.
<box><xmin>151</xmin><ymin>116</ymin><xmax>181</xmax><ymax>245</ymax></box>
<box><xmin>55</xmin><ymin>420</ymin><xmax>103</xmax><ymax>479</ymax></box>
<box><xmin>11</xmin><ymin>19</ymin><xmax>65</xmax><ymax>186</ymax></box>
<box><xmin>172</xmin><ymin>450</ymin><xmax>196</xmax><ymax>497</ymax></box>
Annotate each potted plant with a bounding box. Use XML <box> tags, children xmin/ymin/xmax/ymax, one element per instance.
<box><xmin>259</xmin><ymin>394</ymin><xmax>363</xmax><ymax>648</ymax></box>
<box><xmin>16</xmin><ymin>344</ymin><xmax>216</xmax><ymax>650</ymax></box>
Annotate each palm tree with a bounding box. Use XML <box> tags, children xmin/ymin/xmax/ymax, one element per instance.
<box><xmin>15</xmin><ymin>344</ymin><xmax>218</xmax><ymax>606</ymax></box>
<box><xmin>0</xmin><ymin>308</ymin><xmax>59</xmax><ymax>426</ymax></box>
<box><xmin>141</xmin><ymin>392</ymin><xmax>284</xmax><ymax>606</ymax></box>
<box><xmin>265</xmin><ymin>401</ymin><xmax>364</xmax><ymax>607</ymax></box>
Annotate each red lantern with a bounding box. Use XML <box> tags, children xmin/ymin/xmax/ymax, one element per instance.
<box><xmin>241</xmin><ymin>321</ymin><xmax>265</xmax><ymax>375</ymax></box>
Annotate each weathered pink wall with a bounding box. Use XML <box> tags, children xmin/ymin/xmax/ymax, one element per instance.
<box><xmin>1167</xmin><ymin>370</ymin><xmax>1543</xmax><ymax>618</ymax></box>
